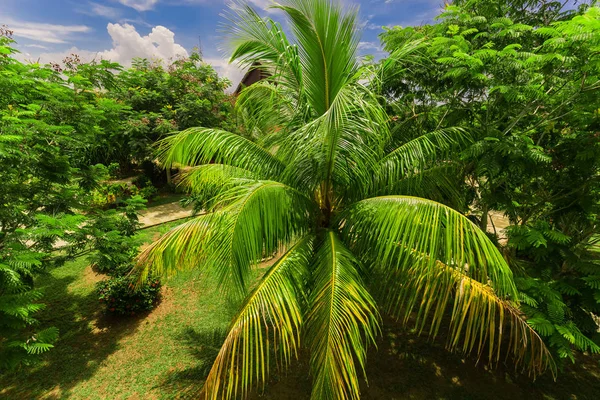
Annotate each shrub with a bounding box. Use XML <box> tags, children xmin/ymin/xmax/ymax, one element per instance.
<box><xmin>107</xmin><ymin>162</ymin><xmax>121</xmax><ymax>178</ymax></box>
<box><xmin>139</xmin><ymin>185</ymin><xmax>158</xmax><ymax>201</ymax></box>
<box><xmin>96</xmin><ymin>275</ymin><xmax>161</xmax><ymax>316</ymax></box>
<box><xmin>89</xmin><ymin>236</ymin><xmax>141</xmax><ymax>275</ymax></box>
<box><xmin>131</xmin><ymin>175</ymin><xmax>152</xmax><ymax>188</ymax></box>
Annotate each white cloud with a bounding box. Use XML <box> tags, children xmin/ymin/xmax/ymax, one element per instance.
<box><xmin>118</xmin><ymin>0</ymin><xmax>160</xmax><ymax>12</ymax></box>
<box><xmin>357</xmin><ymin>41</ymin><xmax>381</xmax><ymax>52</ymax></box>
<box><xmin>203</xmin><ymin>56</ymin><xmax>244</xmax><ymax>92</ymax></box>
<box><xmin>78</xmin><ymin>2</ymin><xmax>122</xmax><ymax>19</ymax></box>
<box><xmin>17</xmin><ymin>23</ymin><xmax>188</xmax><ymax>67</ymax></box>
<box><xmin>1</xmin><ymin>17</ymin><xmax>91</xmax><ymax>44</ymax></box>
<box><xmin>98</xmin><ymin>23</ymin><xmax>188</xmax><ymax>64</ymax></box>
<box><xmin>23</xmin><ymin>44</ymin><xmax>51</xmax><ymax>50</ymax></box>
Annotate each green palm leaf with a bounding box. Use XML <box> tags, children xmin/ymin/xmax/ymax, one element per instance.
<box><xmin>274</xmin><ymin>0</ymin><xmax>359</xmax><ymax>115</ymax></box>
<box><xmin>373</xmin><ymin>163</ymin><xmax>465</xmax><ymax>207</ymax></box>
<box><xmin>306</xmin><ymin>231</ymin><xmax>379</xmax><ymax>400</ymax></box>
<box><xmin>177</xmin><ymin>164</ymin><xmax>257</xmax><ymax>210</ymax></box>
<box><xmin>138</xmin><ymin>180</ymin><xmax>314</xmax><ymax>295</ymax></box>
<box><xmin>376</xmin><ymin>127</ymin><xmax>471</xmax><ymax>187</ymax></box>
<box><xmin>225</xmin><ymin>2</ymin><xmax>303</xmax><ymax>95</ymax></box>
<box><xmin>203</xmin><ymin>236</ymin><xmax>313</xmax><ymax>400</ymax></box>
<box><xmin>157</xmin><ymin>127</ymin><xmax>285</xmax><ymax>178</ymax></box>
<box><xmin>340</xmin><ymin>195</ymin><xmax>517</xmax><ymax>297</ymax></box>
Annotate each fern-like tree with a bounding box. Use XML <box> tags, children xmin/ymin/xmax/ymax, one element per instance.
<box><xmin>136</xmin><ymin>1</ymin><xmax>553</xmax><ymax>398</ymax></box>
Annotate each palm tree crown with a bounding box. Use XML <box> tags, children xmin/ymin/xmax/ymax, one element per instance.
<box><xmin>137</xmin><ymin>1</ymin><xmax>553</xmax><ymax>398</ymax></box>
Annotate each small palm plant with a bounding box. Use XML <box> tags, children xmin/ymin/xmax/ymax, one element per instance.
<box><xmin>136</xmin><ymin>0</ymin><xmax>553</xmax><ymax>398</ymax></box>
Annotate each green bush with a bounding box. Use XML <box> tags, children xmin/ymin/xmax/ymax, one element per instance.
<box><xmin>107</xmin><ymin>162</ymin><xmax>121</xmax><ymax>179</ymax></box>
<box><xmin>139</xmin><ymin>185</ymin><xmax>158</xmax><ymax>201</ymax></box>
<box><xmin>87</xmin><ymin>196</ymin><xmax>146</xmax><ymax>275</ymax></box>
<box><xmin>89</xmin><ymin>237</ymin><xmax>140</xmax><ymax>275</ymax></box>
<box><xmin>96</xmin><ymin>275</ymin><xmax>161</xmax><ymax>316</ymax></box>
<box><xmin>131</xmin><ymin>175</ymin><xmax>152</xmax><ymax>188</ymax></box>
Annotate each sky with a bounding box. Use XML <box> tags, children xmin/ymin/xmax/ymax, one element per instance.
<box><xmin>0</xmin><ymin>0</ymin><xmax>443</xmax><ymax>89</ymax></box>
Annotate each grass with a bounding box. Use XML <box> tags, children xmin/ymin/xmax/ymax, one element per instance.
<box><xmin>0</xmin><ymin>220</ymin><xmax>236</xmax><ymax>399</ymax></box>
<box><xmin>1</xmin><ymin>220</ymin><xmax>600</xmax><ymax>399</ymax></box>
<box><xmin>146</xmin><ymin>192</ymin><xmax>185</xmax><ymax>208</ymax></box>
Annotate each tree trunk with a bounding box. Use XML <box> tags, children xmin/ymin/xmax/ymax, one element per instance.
<box><xmin>480</xmin><ymin>205</ymin><xmax>489</xmax><ymax>232</ymax></box>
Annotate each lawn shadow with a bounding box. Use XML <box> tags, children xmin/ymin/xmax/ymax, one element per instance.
<box><xmin>197</xmin><ymin>318</ymin><xmax>600</xmax><ymax>400</ymax></box>
<box><xmin>155</xmin><ymin>326</ymin><xmax>228</xmax><ymax>397</ymax></box>
<box><xmin>0</xmin><ymin>263</ymin><xmax>146</xmax><ymax>399</ymax></box>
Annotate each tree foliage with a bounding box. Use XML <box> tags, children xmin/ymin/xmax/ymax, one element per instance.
<box><xmin>0</xmin><ymin>26</ymin><xmax>234</xmax><ymax>370</ymax></box>
<box><xmin>136</xmin><ymin>1</ymin><xmax>558</xmax><ymax>398</ymax></box>
<box><xmin>380</xmin><ymin>0</ymin><xmax>600</xmax><ymax>363</ymax></box>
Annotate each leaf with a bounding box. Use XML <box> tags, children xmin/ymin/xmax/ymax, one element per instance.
<box><xmin>379</xmin><ymin>257</ymin><xmax>554</xmax><ymax>377</ymax></box>
<box><xmin>306</xmin><ymin>231</ymin><xmax>380</xmax><ymax>400</ymax></box>
<box><xmin>137</xmin><ymin>180</ymin><xmax>314</xmax><ymax>296</ymax></box>
<box><xmin>157</xmin><ymin>127</ymin><xmax>285</xmax><ymax>178</ymax></box>
<box><xmin>203</xmin><ymin>236</ymin><xmax>313</xmax><ymax>399</ymax></box>
<box><xmin>340</xmin><ymin>196</ymin><xmax>518</xmax><ymax>297</ymax></box>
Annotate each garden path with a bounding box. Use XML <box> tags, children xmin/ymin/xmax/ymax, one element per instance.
<box><xmin>138</xmin><ymin>201</ymin><xmax>195</xmax><ymax>228</ymax></box>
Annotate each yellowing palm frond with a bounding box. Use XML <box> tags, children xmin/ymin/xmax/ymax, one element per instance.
<box><xmin>381</xmin><ymin>258</ymin><xmax>555</xmax><ymax>378</ymax></box>
<box><xmin>203</xmin><ymin>236</ymin><xmax>313</xmax><ymax>399</ymax></box>
<box><xmin>340</xmin><ymin>195</ymin><xmax>518</xmax><ymax>297</ymax></box>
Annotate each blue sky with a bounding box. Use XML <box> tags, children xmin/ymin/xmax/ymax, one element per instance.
<box><xmin>0</xmin><ymin>0</ymin><xmax>442</xmax><ymax>87</ymax></box>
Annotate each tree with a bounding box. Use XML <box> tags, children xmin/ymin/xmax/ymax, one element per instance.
<box><xmin>136</xmin><ymin>1</ymin><xmax>554</xmax><ymax>398</ymax></box>
<box><xmin>95</xmin><ymin>52</ymin><xmax>235</xmax><ymax>172</ymax></box>
<box><xmin>0</xmin><ymin>28</ymin><xmax>93</xmax><ymax>370</ymax></box>
<box><xmin>379</xmin><ymin>0</ymin><xmax>600</xmax><ymax>363</ymax></box>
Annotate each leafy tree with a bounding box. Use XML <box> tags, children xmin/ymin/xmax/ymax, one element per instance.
<box><xmin>94</xmin><ymin>52</ymin><xmax>235</xmax><ymax>172</ymax></box>
<box><xmin>0</xmin><ymin>17</ymin><xmax>238</xmax><ymax>369</ymax></box>
<box><xmin>136</xmin><ymin>1</ymin><xmax>554</xmax><ymax>398</ymax></box>
<box><xmin>0</xmin><ymin>28</ymin><xmax>96</xmax><ymax>370</ymax></box>
<box><xmin>379</xmin><ymin>0</ymin><xmax>600</xmax><ymax>363</ymax></box>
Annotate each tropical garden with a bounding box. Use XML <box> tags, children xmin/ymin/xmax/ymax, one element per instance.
<box><xmin>1</xmin><ymin>0</ymin><xmax>599</xmax><ymax>399</ymax></box>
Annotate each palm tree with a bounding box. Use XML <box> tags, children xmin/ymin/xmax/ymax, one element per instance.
<box><xmin>136</xmin><ymin>0</ymin><xmax>553</xmax><ymax>398</ymax></box>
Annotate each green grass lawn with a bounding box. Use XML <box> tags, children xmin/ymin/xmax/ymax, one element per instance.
<box><xmin>0</xmin><ymin>220</ymin><xmax>237</xmax><ymax>399</ymax></box>
<box><xmin>1</xmin><ymin>220</ymin><xmax>600</xmax><ymax>400</ymax></box>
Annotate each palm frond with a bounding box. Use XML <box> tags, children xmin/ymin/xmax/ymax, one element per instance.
<box><xmin>136</xmin><ymin>213</ymin><xmax>215</xmax><ymax>281</ymax></box>
<box><xmin>373</xmin><ymin>37</ymin><xmax>426</xmax><ymax>92</ymax></box>
<box><xmin>176</xmin><ymin>164</ymin><xmax>257</xmax><ymax>211</ymax></box>
<box><xmin>157</xmin><ymin>128</ymin><xmax>285</xmax><ymax>178</ymax></box>
<box><xmin>379</xmin><ymin>257</ymin><xmax>554</xmax><ymax>378</ymax></box>
<box><xmin>225</xmin><ymin>1</ymin><xmax>304</xmax><ymax>95</ymax></box>
<box><xmin>279</xmin><ymin>81</ymin><xmax>389</xmax><ymax>203</ymax></box>
<box><xmin>373</xmin><ymin>163</ymin><xmax>466</xmax><ymax>208</ymax></box>
<box><xmin>137</xmin><ymin>180</ymin><xmax>315</xmax><ymax>296</ymax></box>
<box><xmin>306</xmin><ymin>231</ymin><xmax>380</xmax><ymax>400</ymax></box>
<box><xmin>275</xmin><ymin>0</ymin><xmax>359</xmax><ymax>115</ymax></box>
<box><xmin>376</xmin><ymin>127</ymin><xmax>472</xmax><ymax>186</ymax></box>
<box><xmin>339</xmin><ymin>196</ymin><xmax>517</xmax><ymax>298</ymax></box>
<box><xmin>235</xmin><ymin>81</ymin><xmax>298</xmax><ymax>139</ymax></box>
<box><xmin>203</xmin><ymin>236</ymin><xmax>313</xmax><ymax>400</ymax></box>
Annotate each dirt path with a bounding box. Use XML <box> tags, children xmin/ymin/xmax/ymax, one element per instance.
<box><xmin>487</xmin><ymin>210</ymin><xmax>511</xmax><ymax>244</ymax></box>
<box><xmin>138</xmin><ymin>201</ymin><xmax>195</xmax><ymax>228</ymax></box>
